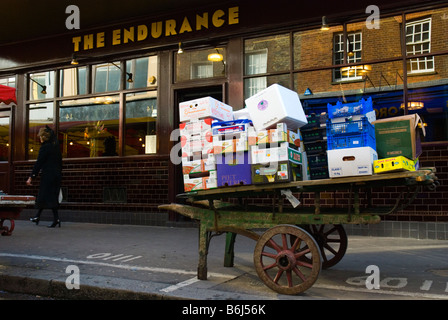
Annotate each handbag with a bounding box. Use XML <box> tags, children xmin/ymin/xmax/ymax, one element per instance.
<box><xmin>58</xmin><ymin>188</ymin><xmax>63</xmax><ymax>203</ymax></box>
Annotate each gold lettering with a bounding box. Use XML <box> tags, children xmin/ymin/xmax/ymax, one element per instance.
<box><xmin>112</xmin><ymin>29</ymin><xmax>121</xmax><ymax>45</ymax></box>
<box><xmin>212</xmin><ymin>10</ymin><xmax>225</xmax><ymax>27</ymax></box>
<box><xmin>228</xmin><ymin>6</ymin><xmax>239</xmax><ymax>25</ymax></box>
<box><xmin>196</xmin><ymin>12</ymin><xmax>208</xmax><ymax>30</ymax></box>
<box><xmin>72</xmin><ymin>36</ymin><xmax>82</xmax><ymax>52</ymax></box>
<box><xmin>179</xmin><ymin>17</ymin><xmax>192</xmax><ymax>34</ymax></box>
<box><xmin>84</xmin><ymin>34</ymin><xmax>94</xmax><ymax>50</ymax></box>
<box><xmin>138</xmin><ymin>25</ymin><xmax>148</xmax><ymax>41</ymax></box>
<box><xmin>165</xmin><ymin>19</ymin><xmax>177</xmax><ymax>36</ymax></box>
<box><xmin>123</xmin><ymin>27</ymin><xmax>134</xmax><ymax>43</ymax></box>
<box><xmin>97</xmin><ymin>32</ymin><xmax>105</xmax><ymax>48</ymax></box>
<box><xmin>151</xmin><ymin>21</ymin><xmax>163</xmax><ymax>38</ymax></box>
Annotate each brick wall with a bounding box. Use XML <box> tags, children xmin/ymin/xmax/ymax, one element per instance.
<box><xmin>13</xmin><ymin>156</ymin><xmax>170</xmax><ymax>213</ymax></box>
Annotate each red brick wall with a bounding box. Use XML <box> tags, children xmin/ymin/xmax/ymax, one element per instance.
<box><xmin>13</xmin><ymin>156</ymin><xmax>170</xmax><ymax>213</ymax></box>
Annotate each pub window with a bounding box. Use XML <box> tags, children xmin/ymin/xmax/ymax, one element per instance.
<box><xmin>28</xmin><ymin>102</ymin><xmax>55</xmax><ymax>160</ymax></box>
<box><xmin>29</xmin><ymin>71</ymin><xmax>55</xmax><ymax>100</ymax></box>
<box><xmin>58</xmin><ymin>96</ymin><xmax>119</xmax><ymax>158</ymax></box>
<box><xmin>125</xmin><ymin>91</ymin><xmax>157</xmax><ymax>155</ymax></box>
<box><xmin>93</xmin><ymin>62</ymin><xmax>121</xmax><ymax>93</ymax></box>
<box><xmin>175</xmin><ymin>47</ymin><xmax>226</xmax><ymax>82</ymax></box>
<box><xmin>126</xmin><ymin>56</ymin><xmax>158</xmax><ymax>89</ymax></box>
<box><xmin>0</xmin><ymin>77</ymin><xmax>16</xmax><ymax>88</ymax></box>
<box><xmin>0</xmin><ymin>115</ymin><xmax>9</xmax><ymax>161</ymax></box>
<box><xmin>59</xmin><ymin>66</ymin><xmax>88</xmax><ymax>97</ymax></box>
<box><xmin>406</xmin><ymin>18</ymin><xmax>434</xmax><ymax>73</ymax></box>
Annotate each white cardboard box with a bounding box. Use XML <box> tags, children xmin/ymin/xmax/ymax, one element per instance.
<box><xmin>327</xmin><ymin>147</ymin><xmax>378</xmax><ymax>178</ymax></box>
<box><xmin>179</xmin><ymin>97</ymin><xmax>233</xmax><ymax>122</ymax></box>
<box><xmin>245</xmin><ymin>84</ymin><xmax>307</xmax><ymax>131</ymax></box>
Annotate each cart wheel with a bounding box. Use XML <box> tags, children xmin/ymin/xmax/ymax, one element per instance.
<box><xmin>253</xmin><ymin>225</ymin><xmax>322</xmax><ymax>295</ymax></box>
<box><xmin>300</xmin><ymin>224</ymin><xmax>348</xmax><ymax>269</ymax></box>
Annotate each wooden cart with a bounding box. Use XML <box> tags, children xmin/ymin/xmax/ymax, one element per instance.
<box><xmin>159</xmin><ymin>168</ymin><xmax>439</xmax><ymax>295</ymax></box>
<box><xmin>0</xmin><ymin>195</ymin><xmax>35</xmax><ymax>236</ymax></box>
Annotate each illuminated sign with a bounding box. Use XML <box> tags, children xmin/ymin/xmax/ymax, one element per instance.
<box><xmin>71</xmin><ymin>6</ymin><xmax>239</xmax><ymax>52</ymax></box>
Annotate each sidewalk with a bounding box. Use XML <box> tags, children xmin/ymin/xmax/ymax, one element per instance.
<box><xmin>1</xmin><ymin>219</ymin><xmax>448</xmax><ymax>301</ymax></box>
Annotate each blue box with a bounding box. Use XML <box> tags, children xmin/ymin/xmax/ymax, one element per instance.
<box><xmin>216</xmin><ymin>152</ymin><xmax>252</xmax><ymax>187</ymax></box>
<box><xmin>327</xmin><ymin>97</ymin><xmax>373</xmax><ymax>119</ymax></box>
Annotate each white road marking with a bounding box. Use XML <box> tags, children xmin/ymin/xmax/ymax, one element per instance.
<box><xmin>160</xmin><ymin>277</ymin><xmax>201</xmax><ymax>293</ymax></box>
<box><xmin>314</xmin><ymin>283</ymin><xmax>448</xmax><ymax>300</ymax></box>
<box><xmin>0</xmin><ymin>253</ymin><xmax>234</xmax><ymax>279</ymax></box>
<box><xmin>420</xmin><ymin>280</ymin><xmax>433</xmax><ymax>291</ymax></box>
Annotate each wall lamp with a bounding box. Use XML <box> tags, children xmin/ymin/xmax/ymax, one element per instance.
<box><xmin>178</xmin><ymin>42</ymin><xmax>184</xmax><ymax>54</ymax></box>
<box><xmin>321</xmin><ymin>16</ymin><xmax>330</xmax><ymax>31</ymax></box>
<box><xmin>28</xmin><ymin>76</ymin><xmax>47</xmax><ymax>94</ymax></box>
<box><xmin>71</xmin><ymin>53</ymin><xmax>79</xmax><ymax>65</ymax></box>
<box><xmin>208</xmin><ymin>48</ymin><xmax>223</xmax><ymax>62</ymax></box>
<box><xmin>110</xmin><ymin>62</ymin><xmax>134</xmax><ymax>83</ymax></box>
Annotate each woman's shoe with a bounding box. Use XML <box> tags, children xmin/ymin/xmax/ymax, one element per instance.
<box><xmin>48</xmin><ymin>220</ymin><xmax>61</xmax><ymax>228</ymax></box>
<box><xmin>30</xmin><ymin>217</ymin><xmax>40</xmax><ymax>225</ymax></box>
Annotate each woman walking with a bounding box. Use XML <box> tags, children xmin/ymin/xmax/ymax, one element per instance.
<box><xmin>26</xmin><ymin>126</ymin><xmax>63</xmax><ymax>228</ymax></box>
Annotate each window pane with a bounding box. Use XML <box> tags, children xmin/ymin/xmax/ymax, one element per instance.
<box><xmin>0</xmin><ymin>77</ymin><xmax>16</xmax><ymax>88</ymax></box>
<box><xmin>176</xmin><ymin>48</ymin><xmax>226</xmax><ymax>82</ymax></box>
<box><xmin>29</xmin><ymin>71</ymin><xmax>55</xmax><ymax>100</ymax></box>
<box><xmin>0</xmin><ymin>116</ymin><xmax>9</xmax><ymax>161</ymax></box>
<box><xmin>93</xmin><ymin>62</ymin><xmax>121</xmax><ymax>93</ymax></box>
<box><xmin>244</xmin><ymin>74</ymin><xmax>290</xmax><ymax>100</ymax></box>
<box><xmin>59</xmin><ymin>67</ymin><xmax>87</xmax><ymax>97</ymax></box>
<box><xmin>28</xmin><ymin>102</ymin><xmax>54</xmax><ymax>159</ymax></box>
<box><xmin>245</xmin><ymin>34</ymin><xmax>290</xmax><ymax>74</ymax></box>
<box><xmin>59</xmin><ymin>96</ymin><xmax>119</xmax><ymax>158</ymax></box>
<box><xmin>126</xmin><ymin>56</ymin><xmax>158</xmax><ymax>89</ymax></box>
<box><xmin>125</xmin><ymin>91</ymin><xmax>157</xmax><ymax>155</ymax></box>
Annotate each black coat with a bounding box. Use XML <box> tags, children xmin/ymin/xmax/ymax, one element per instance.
<box><xmin>30</xmin><ymin>140</ymin><xmax>62</xmax><ymax>209</ymax></box>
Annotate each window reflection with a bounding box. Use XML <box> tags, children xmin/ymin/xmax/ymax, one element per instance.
<box><xmin>59</xmin><ymin>96</ymin><xmax>119</xmax><ymax>158</ymax></box>
<box><xmin>93</xmin><ymin>62</ymin><xmax>121</xmax><ymax>93</ymax></box>
<box><xmin>125</xmin><ymin>91</ymin><xmax>157</xmax><ymax>155</ymax></box>
<box><xmin>28</xmin><ymin>102</ymin><xmax>54</xmax><ymax>159</ymax></box>
<box><xmin>0</xmin><ymin>116</ymin><xmax>9</xmax><ymax>161</ymax></box>
<box><xmin>29</xmin><ymin>72</ymin><xmax>54</xmax><ymax>100</ymax></box>
<box><xmin>126</xmin><ymin>56</ymin><xmax>158</xmax><ymax>89</ymax></box>
<box><xmin>60</xmin><ymin>67</ymin><xmax>87</xmax><ymax>97</ymax></box>
<box><xmin>176</xmin><ymin>48</ymin><xmax>226</xmax><ymax>82</ymax></box>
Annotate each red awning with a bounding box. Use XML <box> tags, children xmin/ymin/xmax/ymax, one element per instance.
<box><xmin>0</xmin><ymin>84</ymin><xmax>17</xmax><ymax>105</ymax></box>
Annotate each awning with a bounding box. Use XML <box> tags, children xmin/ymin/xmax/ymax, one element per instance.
<box><xmin>0</xmin><ymin>84</ymin><xmax>17</xmax><ymax>105</ymax></box>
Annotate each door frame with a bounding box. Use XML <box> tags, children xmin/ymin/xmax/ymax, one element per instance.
<box><xmin>168</xmin><ymin>82</ymin><xmax>227</xmax><ymax>209</ymax></box>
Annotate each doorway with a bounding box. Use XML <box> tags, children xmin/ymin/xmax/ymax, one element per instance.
<box><xmin>0</xmin><ymin>110</ymin><xmax>12</xmax><ymax>193</ymax></box>
<box><xmin>169</xmin><ymin>85</ymin><xmax>223</xmax><ymax>219</ymax></box>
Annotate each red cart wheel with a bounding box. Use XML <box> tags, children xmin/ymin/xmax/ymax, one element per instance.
<box><xmin>253</xmin><ymin>225</ymin><xmax>322</xmax><ymax>295</ymax></box>
<box><xmin>299</xmin><ymin>224</ymin><xmax>348</xmax><ymax>269</ymax></box>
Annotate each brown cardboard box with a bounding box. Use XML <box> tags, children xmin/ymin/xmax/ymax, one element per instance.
<box><xmin>373</xmin><ymin>114</ymin><xmax>425</xmax><ymax>160</ymax></box>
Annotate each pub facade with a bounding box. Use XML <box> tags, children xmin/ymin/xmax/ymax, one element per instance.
<box><xmin>0</xmin><ymin>0</ymin><xmax>447</xmax><ymax>238</ymax></box>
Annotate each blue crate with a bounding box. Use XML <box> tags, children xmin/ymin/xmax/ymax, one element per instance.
<box><xmin>327</xmin><ymin>131</ymin><xmax>376</xmax><ymax>150</ymax></box>
<box><xmin>326</xmin><ymin>117</ymin><xmax>375</xmax><ymax>137</ymax></box>
<box><xmin>327</xmin><ymin>97</ymin><xmax>373</xmax><ymax>119</ymax></box>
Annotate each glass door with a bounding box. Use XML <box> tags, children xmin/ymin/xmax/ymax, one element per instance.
<box><xmin>0</xmin><ymin>110</ymin><xmax>11</xmax><ymax>193</ymax></box>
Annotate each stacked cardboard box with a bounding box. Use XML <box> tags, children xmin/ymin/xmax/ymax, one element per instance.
<box><xmin>212</xmin><ymin>119</ymin><xmax>252</xmax><ymax>187</ymax></box>
<box><xmin>245</xmin><ymin>85</ymin><xmax>307</xmax><ymax>184</ymax></box>
<box><xmin>372</xmin><ymin>114</ymin><xmax>424</xmax><ymax>174</ymax></box>
<box><xmin>326</xmin><ymin>98</ymin><xmax>378</xmax><ymax>178</ymax></box>
<box><xmin>179</xmin><ymin>97</ymin><xmax>233</xmax><ymax>191</ymax></box>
